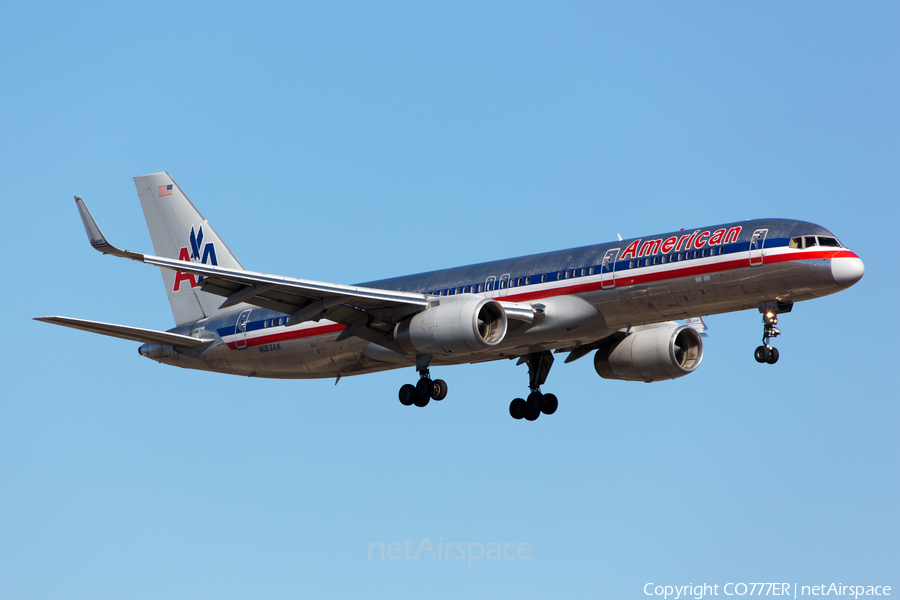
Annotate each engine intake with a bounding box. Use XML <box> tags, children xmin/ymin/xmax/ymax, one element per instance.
<box><xmin>395</xmin><ymin>298</ymin><xmax>507</xmax><ymax>355</ymax></box>
<box><xmin>594</xmin><ymin>322</ymin><xmax>703</xmax><ymax>382</ymax></box>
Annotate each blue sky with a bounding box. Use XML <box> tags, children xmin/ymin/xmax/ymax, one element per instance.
<box><xmin>2</xmin><ymin>2</ymin><xmax>897</xmax><ymax>598</ymax></box>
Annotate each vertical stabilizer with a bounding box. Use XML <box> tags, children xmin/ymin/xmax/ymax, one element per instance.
<box><xmin>134</xmin><ymin>172</ymin><xmax>245</xmax><ymax>326</ymax></box>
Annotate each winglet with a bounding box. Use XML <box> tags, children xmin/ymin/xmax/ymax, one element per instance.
<box><xmin>74</xmin><ymin>196</ymin><xmax>144</xmax><ymax>261</ymax></box>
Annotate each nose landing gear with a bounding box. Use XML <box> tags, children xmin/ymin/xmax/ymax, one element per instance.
<box><xmin>509</xmin><ymin>351</ymin><xmax>559</xmax><ymax>421</ymax></box>
<box><xmin>754</xmin><ymin>301</ymin><xmax>792</xmax><ymax>365</ymax></box>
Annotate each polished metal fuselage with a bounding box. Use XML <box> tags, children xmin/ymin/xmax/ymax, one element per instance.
<box><xmin>143</xmin><ymin>218</ymin><xmax>859</xmax><ymax>379</ymax></box>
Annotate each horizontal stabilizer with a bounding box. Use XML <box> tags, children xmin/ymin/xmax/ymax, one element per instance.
<box><xmin>34</xmin><ymin>316</ymin><xmax>207</xmax><ymax>348</ymax></box>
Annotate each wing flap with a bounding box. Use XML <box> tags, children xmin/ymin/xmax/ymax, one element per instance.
<box><xmin>34</xmin><ymin>316</ymin><xmax>207</xmax><ymax>348</ymax></box>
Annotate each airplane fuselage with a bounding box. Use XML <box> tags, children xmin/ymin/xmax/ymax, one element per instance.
<box><xmin>141</xmin><ymin>217</ymin><xmax>862</xmax><ymax>379</ymax></box>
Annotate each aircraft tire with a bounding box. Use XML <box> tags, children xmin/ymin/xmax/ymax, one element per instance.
<box><xmin>399</xmin><ymin>384</ymin><xmax>417</xmax><ymax>406</ymax></box>
<box><xmin>432</xmin><ymin>379</ymin><xmax>448</xmax><ymax>401</ymax></box>
<box><xmin>413</xmin><ymin>392</ymin><xmax>430</xmax><ymax>408</ymax></box>
<box><xmin>526</xmin><ymin>391</ymin><xmax>544</xmax><ymax>412</ymax></box>
<box><xmin>416</xmin><ymin>377</ymin><xmax>433</xmax><ymax>397</ymax></box>
<box><xmin>509</xmin><ymin>398</ymin><xmax>526</xmax><ymax>420</ymax></box>
<box><xmin>766</xmin><ymin>347</ymin><xmax>780</xmax><ymax>364</ymax></box>
<box><xmin>754</xmin><ymin>345</ymin><xmax>770</xmax><ymax>363</ymax></box>
<box><xmin>541</xmin><ymin>393</ymin><xmax>559</xmax><ymax>415</ymax></box>
<box><xmin>524</xmin><ymin>406</ymin><xmax>541</xmax><ymax>421</ymax></box>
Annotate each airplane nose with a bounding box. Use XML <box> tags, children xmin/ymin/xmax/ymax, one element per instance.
<box><xmin>831</xmin><ymin>255</ymin><xmax>865</xmax><ymax>288</ymax></box>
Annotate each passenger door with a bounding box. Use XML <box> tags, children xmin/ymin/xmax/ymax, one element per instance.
<box><xmin>235</xmin><ymin>309</ymin><xmax>252</xmax><ymax>349</ymax></box>
<box><xmin>749</xmin><ymin>229</ymin><xmax>768</xmax><ymax>267</ymax></box>
<box><xmin>600</xmin><ymin>248</ymin><xmax>620</xmax><ymax>289</ymax></box>
<box><xmin>497</xmin><ymin>273</ymin><xmax>510</xmax><ymax>297</ymax></box>
<box><xmin>484</xmin><ymin>275</ymin><xmax>496</xmax><ymax>297</ymax></box>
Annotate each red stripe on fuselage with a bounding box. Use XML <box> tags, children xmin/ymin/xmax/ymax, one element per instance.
<box><xmin>225</xmin><ymin>249</ymin><xmax>854</xmax><ymax>349</ymax></box>
<box><xmin>225</xmin><ymin>323</ymin><xmax>345</xmax><ymax>350</ymax></box>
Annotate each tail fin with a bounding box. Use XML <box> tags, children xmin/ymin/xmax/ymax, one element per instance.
<box><xmin>134</xmin><ymin>172</ymin><xmax>245</xmax><ymax>326</ymax></box>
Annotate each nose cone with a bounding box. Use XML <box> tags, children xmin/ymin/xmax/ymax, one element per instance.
<box><xmin>832</xmin><ymin>255</ymin><xmax>865</xmax><ymax>288</ymax></box>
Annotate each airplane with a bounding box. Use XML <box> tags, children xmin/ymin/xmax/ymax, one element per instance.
<box><xmin>36</xmin><ymin>172</ymin><xmax>865</xmax><ymax>421</ymax></box>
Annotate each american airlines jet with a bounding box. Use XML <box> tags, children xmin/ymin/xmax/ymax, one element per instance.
<box><xmin>37</xmin><ymin>173</ymin><xmax>865</xmax><ymax>421</ymax></box>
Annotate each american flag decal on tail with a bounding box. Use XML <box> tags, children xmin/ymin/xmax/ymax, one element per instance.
<box><xmin>159</xmin><ymin>184</ymin><xmax>173</xmax><ymax>197</ymax></box>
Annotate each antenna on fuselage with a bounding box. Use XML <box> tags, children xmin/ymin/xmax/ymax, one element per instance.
<box><xmin>617</xmin><ymin>233</ymin><xmax>622</xmax><ymax>241</ymax></box>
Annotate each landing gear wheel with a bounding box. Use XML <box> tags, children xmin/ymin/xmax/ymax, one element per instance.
<box><xmin>766</xmin><ymin>347</ymin><xmax>779</xmax><ymax>364</ymax></box>
<box><xmin>431</xmin><ymin>379</ymin><xmax>448</xmax><ymax>401</ymax></box>
<box><xmin>541</xmin><ymin>393</ymin><xmax>558</xmax><ymax>415</ymax></box>
<box><xmin>526</xmin><ymin>390</ymin><xmax>544</xmax><ymax>412</ymax></box>
<box><xmin>413</xmin><ymin>392</ymin><xmax>430</xmax><ymax>408</ymax></box>
<box><xmin>416</xmin><ymin>377</ymin><xmax>433</xmax><ymax>397</ymax></box>
<box><xmin>509</xmin><ymin>398</ymin><xmax>526</xmax><ymax>420</ymax></box>
<box><xmin>399</xmin><ymin>384</ymin><xmax>416</xmax><ymax>406</ymax></box>
<box><xmin>524</xmin><ymin>406</ymin><xmax>541</xmax><ymax>421</ymax></box>
<box><xmin>754</xmin><ymin>345</ymin><xmax>770</xmax><ymax>363</ymax></box>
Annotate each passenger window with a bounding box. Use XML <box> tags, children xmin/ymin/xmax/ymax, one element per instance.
<box><xmin>789</xmin><ymin>237</ymin><xmax>802</xmax><ymax>249</ymax></box>
<box><xmin>541</xmin><ymin>274</ymin><xmax>547</xmax><ymax>283</ymax></box>
<box><xmin>478</xmin><ymin>284</ymin><xmax>484</xmax><ymax>293</ymax></box>
<box><xmin>588</xmin><ymin>267</ymin><xmax>594</xmax><ymax>275</ymax></box>
<box><xmin>486</xmin><ymin>282</ymin><xmax>493</xmax><ymax>292</ymax></box>
<box><xmin>629</xmin><ymin>260</ymin><xmax>634</xmax><ymax>268</ymax></box>
<box><xmin>804</xmin><ymin>236</ymin><xmax>817</xmax><ymax>248</ymax></box>
<box><xmin>718</xmin><ymin>247</ymin><xmax>724</xmax><ymax>255</ymax></box>
<box><xmin>525</xmin><ymin>276</ymin><xmax>531</xmax><ymax>285</ymax></box>
<box><xmin>499</xmin><ymin>280</ymin><xmax>506</xmax><ymax>289</ymax></box>
<box><xmin>517</xmin><ymin>278</ymin><xmax>523</xmax><ymax>286</ymax></box>
<box><xmin>702</xmin><ymin>249</ymin><xmax>708</xmax><ymax>257</ymax></box>
<box><xmin>661</xmin><ymin>255</ymin><xmax>667</xmax><ymax>264</ymax></box>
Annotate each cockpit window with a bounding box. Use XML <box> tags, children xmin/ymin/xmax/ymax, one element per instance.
<box><xmin>818</xmin><ymin>236</ymin><xmax>841</xmax><ymax>248</ymax></box>
<box><xmin>789</xmin><ymin>237</ymin><xmax>801</xmax><ymax>249</ymax></box>
<box><xmin>803</xmin><ymin>236</ymin><xmax>818</xmax><ymax>248</ymax></box>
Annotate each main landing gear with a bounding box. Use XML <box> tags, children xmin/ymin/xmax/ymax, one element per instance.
<box><xmin>398</xmin><ymin>356</ymin><xmax>448</xmax><ymax>408</ymax></box>
<box><xmin>754</xmin><ymin>300</ymin><xmax>792</xmax><ymax>365</ymax></box>
<box><xmin>509</xmin><ymin>351</ymin><xmax>559</xmax><ymax>421</ymax></box>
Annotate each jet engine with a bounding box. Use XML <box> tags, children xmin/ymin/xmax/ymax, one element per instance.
<box><xmin>394</xmin><ymin>298</ymin><xmax>507</xmax><ymax>355</ymax></box>
<box><xmin>593</xmin><ymin>322</ymin><xmax>703</xmax><ymax>382</ymax></box>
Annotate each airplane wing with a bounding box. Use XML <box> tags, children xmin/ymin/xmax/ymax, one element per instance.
<box><xmin>74</xmin><ymin>196</ymin><xmax>532</xmax><ymax>349</ymax></box>
<box><xmin>33</xmin><ymin>316</ymin><xmax>207</xmax><ymax>348</ymax></box>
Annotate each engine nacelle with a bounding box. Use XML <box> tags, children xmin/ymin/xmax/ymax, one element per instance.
<box><xmin>394</xmin><ymin>298</ymin><xmax>507</xmax><ymax>355</ymax></box>
<box><xmin>594</xmin><ymin>322</ymin><xmax>703</xmax><ymax>382</ymax></box>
